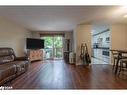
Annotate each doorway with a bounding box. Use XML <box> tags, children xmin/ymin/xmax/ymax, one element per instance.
<box><xmin>91</xmin><ymin>28</ymin><xmax>111</xmax><ymax>64</ymax></box>
<box><xmin>41</xmin><ymin>36</ymin><xmax>63</xmax><ymax>60</ymax></box>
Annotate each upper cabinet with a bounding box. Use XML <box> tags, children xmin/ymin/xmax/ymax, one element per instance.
<box><xmin>92</xmin><ymin>29</ymin><xmax>110</xmax><ymax>48</ymax></box>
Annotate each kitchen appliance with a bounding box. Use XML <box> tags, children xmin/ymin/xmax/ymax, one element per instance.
<box><xmin>102</xmin><ymin>50</ymin><xmax>109</xmax><ymax>56</ymax></box>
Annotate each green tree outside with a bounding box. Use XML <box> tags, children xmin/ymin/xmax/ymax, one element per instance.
<box><xmin>41</xmin><ymin>36</ymin><xmax>63</xmax><ymax>58</ymax></box>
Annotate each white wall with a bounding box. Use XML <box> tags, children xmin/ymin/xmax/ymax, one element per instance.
<box><xmin>0</xmin><ymin>17</ymin><xmax>31</xmax><ymax>56</ymax></box>
<box><xmin>31</xmin><ymin>31</ymin><xmax>40</xmax><ymax>39</ymax></box>
<box><xmin>74</xmin><ymin>24</ymin><xmax>92</xmax><ymax>65</ymax></box>
<box><xmin>73</xmin><ymin>28</ymin><xmax>77</xmax><ymax>53</ymax></box>
<box><xmin>111</xmin><ymin>24</ymin><xmax>127</xmax><ymax>50</ymax></box>
<box><xmin>110</xmin><ymin>24</ymin><xmax>127</xmax><ymax>64</ymax></box>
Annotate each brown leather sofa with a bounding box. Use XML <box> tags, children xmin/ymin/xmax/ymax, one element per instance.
<box><xmin>0</xmin><ymin>48</ymin><xmax>29</xmax><ymax>86</ymax></box>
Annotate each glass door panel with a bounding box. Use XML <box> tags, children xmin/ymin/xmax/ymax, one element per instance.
<box><xmin>54</xmin><ymin>36</ymin><xmax>63</xmax><ymax>59</ymax></box>
<box><xmin>41</xmin><ymin>36</ymin><xmax>63</xmax><ymax>60</ymax></box>
<box><xmin>42</xmin><ymin>36</ymin><xmax>54</xmax><ymax>59</ymax></box>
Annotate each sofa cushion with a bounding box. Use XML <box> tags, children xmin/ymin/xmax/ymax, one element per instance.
<box><xmin>0</xmin><ymin>55</ymin><xmax>14</xmax><ymax>64</ymax></box>
<box><xmin>0</xmin><ymin>48</ymin><xmax>14</xmax><ymax>57</ymax></box>
<box><xmin>0</xmin><ymin>63</ymin><xmax>16</xmax><ymax>82</ymax></box>
<box><xmin>0</xmin><ymin>48</ymin><xmax>15</xmax><ymax>65</ymax></box>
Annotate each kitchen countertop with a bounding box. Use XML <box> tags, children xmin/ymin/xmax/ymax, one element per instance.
<box><xmin>92</xmin><ymin>47</ymin><xmax>110</xmax><ymax>50</ymax></box>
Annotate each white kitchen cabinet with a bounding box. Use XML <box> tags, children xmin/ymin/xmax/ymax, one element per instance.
<box><xmin>93</xmin><ymin>48</ymin><xmax>110</xmax><ymax>63</ymax></box>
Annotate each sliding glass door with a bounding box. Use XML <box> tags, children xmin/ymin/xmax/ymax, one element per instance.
<box><xmin>42</xmin><ymin>36</ymin><xmax>54</xmax><ymax>59</ymax></box>
<box><xmin>41</xmin><ymin>36</ymin><xmax>63</xmax><ymax>60</ymax></box>
<box><xmin>53</xmin><ymin>36</ymin><xmax>63</xmax><ymax>59</ymax></box>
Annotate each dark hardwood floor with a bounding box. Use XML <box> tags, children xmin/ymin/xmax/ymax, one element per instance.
<box><xmin>10</xmin><ymin>60</ymin><xmax>127</xmax><ymax>89</ymax></box>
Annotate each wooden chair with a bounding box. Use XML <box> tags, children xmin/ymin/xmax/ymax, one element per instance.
<box><xmin>111</xmin><ymin>51</ymin><xmax>119</xmax><ymax>70</ymax></box>
<box><xmin>119</xmin><ymin>53</ymin><xmax>127</xmax><ymax>75</ymax></box>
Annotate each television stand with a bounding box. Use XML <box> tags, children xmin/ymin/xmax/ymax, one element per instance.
<box><xmin>27</xmin><ymin>49</ymin><xmax>43</xmax><ymax>62</ymax></box>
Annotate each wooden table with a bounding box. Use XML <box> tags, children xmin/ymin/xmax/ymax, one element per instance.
<box><xmin>110</xmin><ymin>49</ymin><xmax>127</xmax><ymax>74</ymax></box>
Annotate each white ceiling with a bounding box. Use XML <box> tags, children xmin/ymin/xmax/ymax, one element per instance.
<box><xmin>0</xmin><ymin>6</ymin><xmax>126</xmax><ymax>31</ymax></box>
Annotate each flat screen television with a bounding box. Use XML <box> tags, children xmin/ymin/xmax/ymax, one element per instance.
<box><xmin>26</xmin><ymin>38</ymin><xmax>44</xmax><ymax>49</ymax></box>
